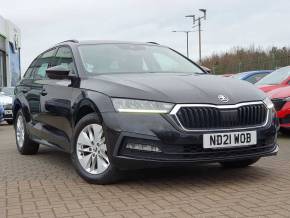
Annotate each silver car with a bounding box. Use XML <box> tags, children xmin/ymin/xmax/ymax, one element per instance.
<box><xmin>0</xmin><ymin>87</ymin><xmax>14</xmax><ymax>125</ymax></box>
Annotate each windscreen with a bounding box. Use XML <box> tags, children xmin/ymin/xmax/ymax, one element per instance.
<box><xmin>256</xmin><ymin>67</ymin><xmax>290</xmax><ymax>85</ymax></box>
<box><xmin>78</xmin><ymin>44</ymin><xmax>204</xmax><ymax>75</ymax></box>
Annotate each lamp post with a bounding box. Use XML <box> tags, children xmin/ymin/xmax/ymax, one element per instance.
<box><xmin>186</xmin><ymin>9</ymin><xmax>207</xmax><ymax>63</ymax></box>
<box><xmin>172</xmin><ymin>30</ymin><xmax>193</xmax><ymax>58</ymax></box>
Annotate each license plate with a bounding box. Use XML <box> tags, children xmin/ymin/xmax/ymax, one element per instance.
<box><xmin>203</xmin><ymin>131</ymin><xmax>257</xmax><ymax>149</ymax></box>
<box><xmin>4</xmin><ymin>110</ymin><xmax>12</xmax><ymax>115</ymax></box>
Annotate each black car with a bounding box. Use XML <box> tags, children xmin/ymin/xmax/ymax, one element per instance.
<box><xmin>13</xmin><ymin>40</ymin><xmax>279</xmax><ymax>184</ymax></box>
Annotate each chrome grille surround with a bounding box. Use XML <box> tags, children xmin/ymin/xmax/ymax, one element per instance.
<box><xmin>170</xmin><ymin>101</ymin><xmax>269</xmax><ymax>132</ymax></box>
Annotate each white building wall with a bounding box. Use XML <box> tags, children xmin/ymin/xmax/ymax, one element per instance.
<box><xmin>0</xmin><ymin>15</ymin><xmax>21</xmax><ymax>87</ymax></box>
<box><xmin>0</xmin><ymin>16</ymin><xmax>6</xmax><ymax>37</ymax></box>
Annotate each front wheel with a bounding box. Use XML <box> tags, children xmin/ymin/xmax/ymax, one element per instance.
<box><xmin>220</xmin><ymin>158</ymin><xmax>260</xmax><ymax>168</ymax></box>
<box><xmin>71</xmin><ymin>113</ymin><xmax>120</xmax><ymax>184</ymax></box>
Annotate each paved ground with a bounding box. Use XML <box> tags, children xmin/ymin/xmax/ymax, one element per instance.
<box><xmin>0</xmin><ymin>123</ymin><xmax>290</xmax><ymax>218</ymax></box>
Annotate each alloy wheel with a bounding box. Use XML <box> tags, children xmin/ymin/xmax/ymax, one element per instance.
<box><xmin>76</xmin><ymin>124</ymin><xmax>110</xmax><ymax>175</ymax></box>
<box><xmin>16</xmin><ymin>115</ymin><xmax>25</xmax><ymax>148</ymax></box>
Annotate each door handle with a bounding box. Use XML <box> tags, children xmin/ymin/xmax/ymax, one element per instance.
<box><xmin>41</xmin><ymin>89</ymin><xmax>48</xmax><ymax>96</ymax></box>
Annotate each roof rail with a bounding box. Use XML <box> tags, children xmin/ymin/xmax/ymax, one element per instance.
<box><xmin>146</xmin><ymin>42</ymin><xmax>159</xmax><ymax>45</ymax></box>
<box><xmin>58</xmin><ymin>39</ymin><xmax>79</xmax><ymax>44</ymax></box>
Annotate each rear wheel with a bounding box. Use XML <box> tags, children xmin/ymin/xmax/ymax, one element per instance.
<box><xmin>220</xmin><ymin>158</ymin><xmax>260</xmax><ymax>168</ymax></box>
<box><xmin>15</xmin><ymin>110</ymin><xmax>39</xmax><ymax>155</ymax></box>
<box><xmin>71</xmin><ymin>113</ymin><xmax>120</xmax><ymax>184</ymax></box>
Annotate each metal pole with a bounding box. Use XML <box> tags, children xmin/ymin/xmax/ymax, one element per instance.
<box><xmin>172</xmin><ymin>30</ymin><xmax>192</xmax><ymax>58</ymax></box>
<box><xmin>185</xmin><ymin>9</ymin><xmax>206</xmax><ymax>63</ymax></box>
<box><xmin>198</xmin><ymin>18</ymin><xmax>201</xmax><ymax>63</ymax></box>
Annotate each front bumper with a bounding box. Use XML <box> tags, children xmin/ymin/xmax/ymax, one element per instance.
<box><xmin>102</xmin><ymin>111</ymin><xmax>279</xmax><ymax>170</ymax></box>
<box><xmin>3</xmin><ymin>104</ymin><xmax>13</xmax><ymax>120</ymax></box>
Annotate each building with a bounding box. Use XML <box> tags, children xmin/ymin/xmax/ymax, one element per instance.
<box><xmin>0</xmin><ymin>15</ymin><xmax>21</xmax><ymax>87</ymax></box>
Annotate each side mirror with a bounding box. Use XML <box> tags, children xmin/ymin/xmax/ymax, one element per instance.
<box><xmin>46</xmin><ymin>65</ymin><xmax>70</xmax><ymax>80</ymax></box>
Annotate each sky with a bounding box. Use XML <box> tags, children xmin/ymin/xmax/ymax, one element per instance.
<box><xmin>1</xmin><ymin>0</ymin><xmax>290</xmax><ymax>72</ymax></box>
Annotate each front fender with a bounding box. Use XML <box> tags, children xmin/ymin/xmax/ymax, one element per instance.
<box><xmin>71</xmin><ymin>89</ymin><xmax>115</xmax><ymax>124</ymax></box>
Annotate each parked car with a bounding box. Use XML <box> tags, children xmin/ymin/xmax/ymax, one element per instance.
<box><xmin>265</xmin><ymin>86</ymin><xmax>290</xmax><ymax>133</ymax></box>
<box><xmin>231</xmin><ymin>70</ymin><xmax>272</xmax><ymax>84</ymax></box>
<box><xmin>13</xmin><ymin>40</ymin><xmax>279</xmax><ymax>184</ymax></box>
<box><xmin>0</xmin><ymin>87</ymin><xmax>14</xmax><ymax>125</ymax></box>
<box><xmin>256</xmin><ymin>66</ymin><xmax>290</xmax><ymax>92</ymax></box>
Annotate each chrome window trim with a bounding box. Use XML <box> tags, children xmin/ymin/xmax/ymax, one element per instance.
<box><xmin>169</xmin><ymin>101</ymin><xmax>270</xmax><ymax>132</ymax></box>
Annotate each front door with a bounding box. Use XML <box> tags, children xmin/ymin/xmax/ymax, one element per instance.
<box><xmin>39</xmin><ymin>46</ymin><xmax>77</xmax><ymax>151</ymax></box>
<box><xmin>27</xmin><ymin>48</ymin><xmax>57</xmax><ymax>141</ymax></box>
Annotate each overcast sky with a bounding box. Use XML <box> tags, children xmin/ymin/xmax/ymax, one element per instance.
<box><xmin>1</xmin><ymin>0</ymin><xmax>290</xmax><ymax>71</ymax></box>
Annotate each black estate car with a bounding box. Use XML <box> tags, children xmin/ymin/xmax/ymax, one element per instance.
<box><xmin>13</xmin><ymin>40</ymin><xmax>279</xmax><ymax>184</ymax></box>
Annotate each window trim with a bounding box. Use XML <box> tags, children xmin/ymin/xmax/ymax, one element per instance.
<box><xmin>27</xmin><ymin>45</ymin><xmax>78</xmax><ymax>81</ymax></box>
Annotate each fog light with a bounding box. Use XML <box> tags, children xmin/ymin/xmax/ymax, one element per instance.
<box><xmin>126</xmin><ymin>143</ymin><xmax>161</xmax><ymax>152</ymax></box>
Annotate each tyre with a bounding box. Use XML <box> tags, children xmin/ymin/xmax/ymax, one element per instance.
<box><xmin>6</xmin><ymin>120</ymin><xmax>13</xmax><ymax>125</ymax></box>
<box><xmin>220</xmin><ymin>158</ymin><xmax>260</xmax><ymax>168</ymax></box>
<box><xmin>71</xmin><ymin>113</ymin><xmax>120</xmax><ymax>184</ymax></box>
<box><xmin>15</xmin><ymin>110</ymin><xmax>39</xmax><ymax>155</ymax></box>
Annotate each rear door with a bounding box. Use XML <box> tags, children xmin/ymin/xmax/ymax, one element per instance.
<box><xmin>15</xmin><ymin>59</ymin><xmax>36</xmax><ymax>127</ymax></box>
<box><xmin>39</xmin><ymin>46</ymin><xmax>77</xmax><ymax>150</ymax></box>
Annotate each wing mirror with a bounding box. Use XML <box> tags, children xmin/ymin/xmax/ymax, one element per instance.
<box><xmin>46</xmin><ymin>65</ymin><xmax>71</xmax><ymax>80</ymax></box>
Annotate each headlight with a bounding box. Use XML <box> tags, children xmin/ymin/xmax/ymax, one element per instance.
<box><xmin>112</xmin><ymin>98</ymin><xmax>174</xmax><ymax>113</ymax></box>
<box><xmin>263</xmin><ymin>97</ymin><xmax>274</xmax><ymax>109</ymax></box>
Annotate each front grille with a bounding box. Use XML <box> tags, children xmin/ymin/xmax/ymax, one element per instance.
<box><xmin>272</xmin><ymin>98</ymin><xmax>286</xmax><ymax>111</ymax></box>
<box><xmin>175</xmin><ymin>103</ymin><xmax>268</xmax><ymax>130</ymax></box>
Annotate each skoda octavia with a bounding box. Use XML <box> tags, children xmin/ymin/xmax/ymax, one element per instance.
<box><xmin>13</xmin><ymin>40</ymin><xmax>279</xmax><ymax>184</ymax></box>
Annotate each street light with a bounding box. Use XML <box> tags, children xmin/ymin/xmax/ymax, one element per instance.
<box><xmin>172</xmin><ymin>30</ymin><xmax>193</xmax><ymax>58</ymax></box>
<box><xmin>186</xmin><ymin>9</ymin><xmax>207</xmax><ymax>63</ymax></box>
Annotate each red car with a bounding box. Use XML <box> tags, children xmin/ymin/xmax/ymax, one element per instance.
<box><xmin>257</xmin><ymin>66</ymin><xmax>290</xmax><ymax>92</ymax></box>
<box><xmin>266</xmin><ymin>86</ymin><xmax>290</xmax><ymax>130</ymax></box>
<box><xmin>257</xmin><ymin>66</ymin><xmax>290</xmax><ymax>131</ymax></box>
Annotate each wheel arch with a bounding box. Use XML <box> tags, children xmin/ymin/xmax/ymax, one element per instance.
<box><xmin>13</xmin><ymin>99</ymin><xmax>31</xmax><ymax>123</ymax></box>
<box><xmin>74</xmin><ymin>98</ymin><xmax>102</xmax><ymax>126</ymax></box>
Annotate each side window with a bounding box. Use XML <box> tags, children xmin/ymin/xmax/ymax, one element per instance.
<box><xmin>23</xmin><ymin>58</ymin><xmax>38</xmax><ymax>79</ymax></box>
<box><xmin>34</xmin><ymin>48</ymin><xmax>57</xmax><ymax>80</ymax></box>
<box><xmin>54</xmin><ymin>47</ymin><xmax>76</xmax><ymax>73</ymax></box>
<box><xmin>23</xmin><ymin>68</ymin><xmax>34</xmax><ymax>79</ymax></box>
